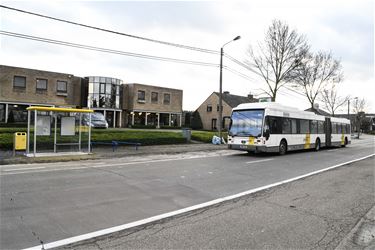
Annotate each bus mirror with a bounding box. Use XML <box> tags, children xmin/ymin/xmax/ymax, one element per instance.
<box><xmin>264</xmin><ymin>129</ymin><xmax>270</xmax><ymax>139</ymax></box>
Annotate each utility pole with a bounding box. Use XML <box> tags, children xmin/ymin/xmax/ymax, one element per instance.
<box><xmin>218</xmin><ymin>36</ymin><xmax>241</xmax><ymax>141</ymax></box>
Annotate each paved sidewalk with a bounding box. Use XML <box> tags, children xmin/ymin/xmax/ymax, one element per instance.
<box><xmin>0</xmin><ymin>142</ymin><xmax>228</xmax><ymax>165</ymax></box>
<box><xmin>336</xmin><ymin>206</ymin><xmax>375</xmax><ymax>250</ymax></box>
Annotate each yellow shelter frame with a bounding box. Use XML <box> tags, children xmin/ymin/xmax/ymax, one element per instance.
<box><xmin>26</xmin><ymin>106</ymin><xmax>93</xmax><ymax>157</ymax></box>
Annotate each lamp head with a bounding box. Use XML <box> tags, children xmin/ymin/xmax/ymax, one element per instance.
<box><xmin>233</xmin><ymin>36</ymin><xmax>241</xmax><ymax>41</ymax></box>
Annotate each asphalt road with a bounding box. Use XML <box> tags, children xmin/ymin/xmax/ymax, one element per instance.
<box><xmin>0</xmin><ymin>136</ymin><xmax>374</xmax><ymax>249</ymax></box>
<box><xmin>63</xmin><ymin>156</ymin><xmax>375</xmax><ymax>250</ymax></box>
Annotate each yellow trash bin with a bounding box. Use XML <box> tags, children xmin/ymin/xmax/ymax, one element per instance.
<box><xmin>14</xmin><ymin>132</ymin><xmax>27</xmax><ymax>150</ymax></box>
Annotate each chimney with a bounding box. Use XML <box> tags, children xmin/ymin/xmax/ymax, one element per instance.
<box><xmin>223</xmin><ymin>91</ymin><xmax>230</xmax><ymax>95</ymax></box>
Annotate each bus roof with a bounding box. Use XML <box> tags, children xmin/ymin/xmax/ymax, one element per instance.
<box><xmin>234</xmin><ymin>102</ymin><xmax>299</xmax><ymax>112</ymax></box>
<box><xmin>330</xmin><ymin>117</ymin><xmax>351</xmax><ymax>124</ymax></box>
<box><xmin>233</xmin><ymin>102</ymin><xmax>350</xmax><ymax>123</ymax></box>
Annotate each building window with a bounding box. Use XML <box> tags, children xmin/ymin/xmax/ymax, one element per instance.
<box><xmin>151</xmin><ymin>92</ymin><xmax>158</xmax><ymax>103</ymax></box>
<box><xmin>207</xmin><ymin>105</ymin><xmax>212</xmax><ymax>112</ymax></box>
<box><xmin>163</xmin><ymin>93</ymin><xmax>171</xmax><ymax>105</ymax></box>
<box><xmin>138</xmin><ymin>90</ymin><xmax>146</xmax><ymax>102</ymax></box>
<box><xmin>100</xmin><ymin>83</ymin><xmax>106</xmax><ymax>94</ymax></box>
<box><xmin>0</xmin><ymin>104</ymin><xmax>5</xmax><ymax>122</ymax></box>
<box><xmin>212</xmin><ymin>119</ymin><xmax>217</xmax><ymax>130</ymax></box>
<box><xmin>56</xmin><ymin>80</ymin><xmax>67</xmax><ymax>93</ymax></box>
<box><xmin>216</xmin><ymin>105</ymin><xmax>223</xmax><ymax>112</ymax></box>
<box><xmin>13</xmin><ymin>76</ymin><xmax>26</xmax><ymax>88</ymax></box>
<box><xmin>36</xmin><ymin>78</ymin><xmax>48</xmax><ymax>91</ymax></box>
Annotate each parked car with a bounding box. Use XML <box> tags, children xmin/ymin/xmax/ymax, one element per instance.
<box><xmin>81</xmin><ymin>112</ymin><xmax>108</xmax><ymax>129</ymax></box>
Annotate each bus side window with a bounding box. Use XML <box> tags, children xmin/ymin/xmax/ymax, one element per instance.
<box><xmin>310</xmin><ymin>120</ymin><xmax>318</xmax><ymax>134</ymax></box>
<box><xmin>337</xmin><ymin>123</ymin><xmax>342</xmax><ymax>134</ymax></box>
<box><xmin>291</xmin><ymin>119</ymin><xmax>297</xmax><ymax>134</ymax></box>
<box><xmin>332</xmin><ymin>123</ymin><xmax>337</xmax><ymax>134</ymax></box>
<box><xmin>269</xmin><ymin>116</ymin><xmax>282</xmax><ymax>134</ymax></box>
<box><xmin>296</xmin><ymin>119</ymin><xmax>301</xmax><ymax>134</ymax></box>
<box><xmin>300</xmin><ymin>120</ymin><xmax>309</xmax><ymax>134</ymax></box>
<box><xmin>318</xmin><ymin>121</ymin><xmax>324</xmax><ymax>134</ymax></box>
<box><xmin>282</xmin><ymin>118</ymin><xmax>291</xmax><ymax>134</ymax></box>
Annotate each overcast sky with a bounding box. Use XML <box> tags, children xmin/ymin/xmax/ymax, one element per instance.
<box><xmin>1</xmin><ymin>0</ymin><xmax>374</xmax><ymax>113</ymax></box>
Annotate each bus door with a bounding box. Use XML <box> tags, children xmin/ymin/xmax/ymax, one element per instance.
<box><xmin>325</xmin><ymin>117</ymin><xmax>331</xmax><ymax>147</ymax></box>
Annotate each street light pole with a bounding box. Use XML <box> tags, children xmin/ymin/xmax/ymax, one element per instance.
<box><xmin>218</xmin><ymin>35</ymin><xmax>241</xmax><ymax>141</ymax></box>
<box><xmin>219</xmin><ymin>47</ymin><xmax>224</xmax><ymax>140</ymax></box>
<box><xmin>347</xmin><ymin>99</ymin><xmax>350</xmax><ymax>120</ymax></box>
<box><xmin>348</xmin><ymin>97</ymin><xmax>358</xmax><ymax>133</ymax></box>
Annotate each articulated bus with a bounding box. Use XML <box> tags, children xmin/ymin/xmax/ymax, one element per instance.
<box><xmin>227</xmin><ymin>102</ymin><xmax>351</xmax><ymax>155</ymax></box>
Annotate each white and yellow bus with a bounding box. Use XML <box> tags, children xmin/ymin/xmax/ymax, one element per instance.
<box><xmin>227</xmin><ymin>102</ymin><xmax>351</xmax><ymax>155</ymax></box>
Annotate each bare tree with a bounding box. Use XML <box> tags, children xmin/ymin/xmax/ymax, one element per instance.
<box><xmin>352</xmin><ymin>98</ymin><xmax>367</xmax><ymax>138</ymax></box>
<box><xmin>352</xmin><ymin>98</ymin><xmax>366</xmax><ymax>114</ymax></box>
<box><xmin>246</xmin><ymin>20</ymin><xmax>309</xmax><ymax>101</ymax></box>
<box><xmin>292</xmin><ymin>51</ymin><xmax>342</xmax><ymax>109</ymax></box>
<box><xmin>320</xmin><ymin>80</ymin><xmax>349</xmax><ymax>117</ymax></box>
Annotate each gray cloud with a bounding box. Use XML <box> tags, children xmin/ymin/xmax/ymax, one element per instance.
<box><xmin>87</xmin><ymin>1</ymin><xmax>225</xmax><ymax>34</ymax></box>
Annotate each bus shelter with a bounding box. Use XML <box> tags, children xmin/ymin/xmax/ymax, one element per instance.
<box><xmin>26</xmin><ymin>106</ymin><xmax>93</xmax><ymax>157</ymax></box>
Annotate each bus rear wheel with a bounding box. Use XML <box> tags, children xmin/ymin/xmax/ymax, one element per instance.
<box><xmin>315</xmin><ymin>139</ymin><xmax>321</xmax><ymax>151</ymax></box>
<box><xmin>342</xmin><ymin>137</ymin><xmax>348</xmax><ymax>147</ymax></box>
<box><xmin>279</xmin><ymin>140</ymin><xmax>287</xmax><ymax>155</ymax></box>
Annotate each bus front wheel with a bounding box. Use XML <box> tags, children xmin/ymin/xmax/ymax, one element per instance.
<box><xmin>279</xmin><ymin>140</ymin><xmax>287</xmax><ymax>155</ymax></box>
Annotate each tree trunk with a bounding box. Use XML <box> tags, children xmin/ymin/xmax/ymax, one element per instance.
<box><xmin>271</xmin><ymin>93</ymin><xmax>276</xmax><ymax>102</ymax></box>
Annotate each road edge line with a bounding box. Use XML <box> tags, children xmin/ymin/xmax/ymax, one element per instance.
<box><xmin>24</xmin><ymin>153</ymin><xmax>375</xmax><ymax>250</ymax></box>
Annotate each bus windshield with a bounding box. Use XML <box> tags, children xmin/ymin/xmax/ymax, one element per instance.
<box><xmin>229</xmin><ymin>109</ymin><xmax>264</xmax><ymax>137</ymax></box>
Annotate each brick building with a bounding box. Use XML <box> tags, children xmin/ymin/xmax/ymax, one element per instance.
<box><xmin>196</xmin><ymin>91</ymin><xmax>258</xmax><ymax>130</ymax></box>
<box><xmin>123</xmin><ymin>83</ymin><xmax>183</xmax><ymax>128</ymax></box>
<box><xmin>80</xmin><ymin>76</ymin><xmax>124</xmax><ymax>128</ymax></box>
<box><xmin>0</xmin><ymin>65</ymin><xmax>81</xmax><ymax>124</ymax></box>
<box><xmin>0</xmin><ymin>65</ymin><xmax>183</xmax><ymax>128</ymax></box>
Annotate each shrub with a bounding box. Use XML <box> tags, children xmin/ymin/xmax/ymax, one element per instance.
<box><xmin>0</xmin><ymin>128</ymin><xmax>187</xmax><ymax>149</ymax></box>
<box><xmin>191</xmin><ymin>111</ymin><xmax>203</xmax><ymax>130</ymax></box>
<box><xmin>191</xmin><ymin>131</ymin><xmax>228</xmax><ymax>143</ymax></box>
<box><xmin>130</xmin><ymin>124</ymin><xmax>156</xmax><ymax>129</ymax></box>
<box><xmin>160</xmin><ymin>126</ymin><xmax>181</xmax><ymax>129</ymax></box>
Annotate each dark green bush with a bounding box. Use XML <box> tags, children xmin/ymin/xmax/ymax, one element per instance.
<box><xmin>130</xmin><ymin>124</ymin><xmax>157</xmax><ymax>129</ymax></box>
<box><xmin>160</xmin><ymin>126</ymin><xmax>181</xmax><ymax>129</ymax></box>
<box><xmin>0</xmin><ymin>128</ymin><xmax>187</xmax><ymax>149</ymax></box>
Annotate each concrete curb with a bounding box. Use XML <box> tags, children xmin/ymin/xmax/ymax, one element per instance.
<box><xmin>0</xmin><ymin>143</ymin><xmax>227</xmax><ymax>165</ymax></box>
<box><xmin>335</xmin><ymin>205</ymin><xmax>375</xmax><ymax>250</ymax></box>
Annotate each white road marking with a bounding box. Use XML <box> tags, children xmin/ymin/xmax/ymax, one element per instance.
<box><xmin>0</xmin><ymin>152</ymin><xmax>239</xmax><ymax>176</ymax></box>
<box><xmin>327</xmin><ymin>149</ymin><xmax>338</xmax><ymax>152</ymax></box>
<box><xmin>2</xmin><ymin>167</ymin><xmax>46</xmax><ymax>172</ymax></box>
<box><xmin>246</xmin><ymin>158</ymin><xmax>274</xmax><ymax>164</ymax></box>
<box><xmin>0</xmin><ymin>167</ymin><xmax>91</xmax><ymax>176</ymax></box>
<box><xmin>23</xmin><ymin>153</ymin><xmax>374</xmax><ymax>250</ymax></box>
